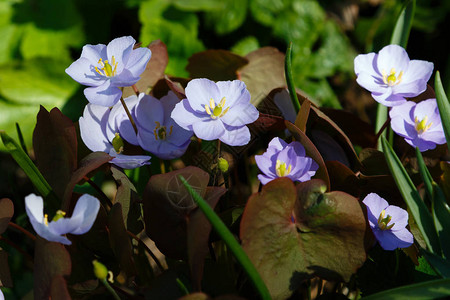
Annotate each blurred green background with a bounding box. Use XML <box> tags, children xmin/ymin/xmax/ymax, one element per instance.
<box><xmin>0</xmin><ymin>0</ymin><xmax>449</xmax><ymax>151</ymax></box>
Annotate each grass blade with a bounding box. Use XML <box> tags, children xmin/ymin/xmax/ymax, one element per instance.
<box><xmin>179</xmin><ymin>175</ymin><xmax>272</xmax><ymax>300</ymax></box>
<box><xmin>415</xmin><ymin>147</ymin><xmax>433</xmax><ymax>202</ymax></box>
<box><xmin>431</xmin><ymin>182</ymin><xmax>450</xmax><ymax>259</ymax></box>
<box><xmin>435</xmin><ymin>71</ymin><xmax>450</xmax><ymax>155</ymax></box>
<box><xmin>381</xmin><ymin>136</ymin><xmax>441</xmax><ymax>255</ymax></box>
<box><xmin>361</xmin><ymin>278</ymin><xmax>450</xmax><ymax>300</ymax></box>
<box><xmin>285</xmin><ymin>42</ymin><xmax>301</xmax><ymax>114</ymax></box>
<box><xmin>390</xmin><ymin>0</ymin><xmax>416</xmax><ymax>47</ymax></box>
<box><xmin>422</xmin><ymin>249</ymin><xmax>450</xmax><ymax>278</ymax></box>
<box><xmin>1</xmin><ymin>131</ymin><xmax>59</xmax><ymax>208</ymax></box>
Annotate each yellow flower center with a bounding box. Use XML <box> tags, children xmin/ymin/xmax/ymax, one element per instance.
<box><xmin>377</xmin><ymin>209</ymin><xmax>395</xmax><ymax>231</ymax></box>
<box><xmin>382</xmin><ymin>68</ymin><xmax>403</xmax><ymax>86</ymax></box>
<box><xmin>43</xmin><ymin>210</ymin><xmax>66</xmax><ymax>226</ymax></box>
<box><xmin>95</xmin><ymin>56</ymin><xmax>118</xmax><ymax>77</ymax></box>
<box><xmin>415</xmin><ymin>116</ymin><xmax>433</xmax><ymax>134</ymax></box>
<box><xmin>275</xmin><ymin>160</ymin><xmax>292</xmax><ymax>177</ymax></box>
<box><xmin>153</xmin><ymin>121</ymin><xmax>173</xmax><ymax>141</ymax></box>
<box><xmin>204</xmin><ymin>97</ymin><xmax>230</xmax><ymax>119</ymax></box>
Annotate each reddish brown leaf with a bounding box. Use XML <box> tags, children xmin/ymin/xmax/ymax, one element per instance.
<box><xmin>187</xmin><ymin>50</ymin><xmax>249</xmax><ymax>81</ymax></box>
<box><xmin>0</xmin><ymin>198</ymin><xmax>13</xmax><ymax>234</ymax></box>
<box><xmin>123</xmin><ymin>40</ymin><xmax>169</xmax><ymax>98</ymax></box>
<box><xmin>0</xmin><ymin>248</ymin><xmax>13</xmax><ymax>288</ymax></box>
<box><xmin>33</xmin><ymin>106</ymin><xmax>77</xmax><ymax>200</ymax></box>
<box><xmin>50</xmin><ymin>275</ymin><xmax>71</xmax><ymax>299</ymax></box>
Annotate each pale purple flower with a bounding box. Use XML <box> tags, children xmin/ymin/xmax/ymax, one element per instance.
<box><xmin>354</xmin><ymin>44</ymin><xmax>433</xmax><ymax>107</ymax></box>
<box><xmin>254</xmin><ymin>137</ymin><xmax>318</xmax><ymax>185</ymax></box>
<box><xmin>389</xmin><ymin>99</ymin><xmax>446</xmax><ymax>151</ymax></box>
<box><xmin>25</xmin><ymin>193</ymin><xmax>100</xmax><ymax>245</ymax></box>
<box><xmin>132</xmin><ymin>91</ymin><xmax>193</xmax><ymax>160</ymax></box>
<box><xmin>363</xmin><ymin>193</ymin><xmax>413</xmax><ymax>250</ymax></box>
<box><xmin>0</xmin><ymin>289</ymin><xmax>3</xmax><ymax>300</ymax></box>
<box><xmin>79</xmin><ymin>101</ymin><xmax>151</xmax><ymax>169</ymax></box>
<box><xmin>171</xmin><ymin>78</ymin><xmax>259</xmax><ymax>146</ymax></box>
<box><xmin>66</xmin><ymin>36</ymin><xmax>151</xmax><ymax>107</ymax></box>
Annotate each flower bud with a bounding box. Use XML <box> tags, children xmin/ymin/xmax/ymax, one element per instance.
<box><xmin>218</xmin><ymin>157</ymin><xmax>229</xmax><ymax>173</ymax></box>
<box><xmin>92</xmin><ymin>260</ymin><xmax>108</xmax><ymax>280</ymax></box>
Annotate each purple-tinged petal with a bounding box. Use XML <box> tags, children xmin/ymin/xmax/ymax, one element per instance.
<box><xmin>354</xmin><ymin>52</ymin><xmax>378</xmax><ymax>77</ymax></box>
<box><xmin>254</xmin><ymin>154</ymin><xmax>277</xmax><ymax>178</ymax></box>
<box><xmin>135</xmin><ymin>94</ymin><xmax>164</xmax><ymax>127</ymax></box>
<box><xmin>257</xmin><ymin>174</ymin><xmax>274</xmax><ymax>185</ymax></box>
<box><xmin>125</xmin><ymin>47</ymin><xmax>152</xmax><ymax>76</ymax></box>
<box><xmin>80</xmin><ymin>44</ymin><xmax>106</xmax><ymax>65</ymax></box>
<box><xmin>401</xmin><ymin>60</ymin><xmax>433</xmax><ymax>84</ymax></box>
<box><xmin>216</xmin><ymin>80</ymin><xmax>251</xmax><ymax>107</ymax></box>
<box><xmin>171</xmin><ymin>100</ymin><xmax>209</xmax><ymax>131</ymax></box>
<box><xmin>267</xmin><ymin>137</ymin><xmax>288</xmax><ymax>150</ymax></box>
<box><xmin>422</xmin><ymin>130</ymin><xmax>447</xmax><ymax>145</ymax></box>
<box><xmin>192</xmin><ymin>119</ymin><xmax>225</xmax><ymax>141</ymax></box>
<box><xmin>109</xmin><ymin>149</ymin><xmax>151</xmax><ymax>169</ymax></box>
<box><xmin>106</xmin><ymin>36</ymin><xmax>135</xmax><ymax>73</ymax></box>
<box><xmin>110</xmin><ymin>69</ymin><xmax>141</xmax><ymax>87</ymax></box>
<box><xmin>220</xmin><ymin>102</ymin><xmax>259</xmax><ymax>127</ymax></box>
<box><xmin>414</xmin><ymin>99</ymin><xmax>438</xmax><ymax>120</ymax></box>
<box><xmin>164</xmin><ymin>117</ymin><xmax>193</xmax><ymax>146</ymax></box>
<box><xmin>184</xmin><ymin>78</ymin><xmax>221</xmax><ymax>112</ymax></box>
<box><xmin>356</xmin><ymin>72</ymin><xmax>387</xmax><ymax>94</ymax></box>
<box><xmin>67</xmin><ymin>194</ymin><xmax>100</xmax><ymax>234</ymax></box>
<box><xmin>219</xmin><ymin>125</ymin><xmax>251</xmax><ymax>146</ymax></box>
<box><xmin>107</xmin><ymin>94</ymin><xmax>140</xmax><ymax>145</ymax></box>
<box><xmin>372</xmin><ymin>92</ymin><xmax>406</xmax><ymax>107</ymax></box>
<box><xmin>362</xmin><ymin>193</ymin><xmax>388</xmax><ymax>227</ymax></box>
<box><xmin>25</xmin><ymin>194</ymin><xmax>44</xmax><ymax>225</ymax></box>
<box><xmin>377</xmin><ymin>45</ymin><xmax>410</xmax><ymax>74</ymax></box>
<box><xmin>391</xmin><ymin>79</ymin><xmax>427</xmax><ymax>97</ymax></box>
<box><xmin>84</xmin><ymin>81</ymin><xmax>122</xmax><ymax>107</ymax></box>
<box><xmin>65</xmin><ymin>57</ymin><xmax>106</xmax><ymax>86</ymax></box>
<box><xmin>384</xmin><ymin>205</ymin><xmax>409</xmax><ymax>230</ymax></box>
<box><xmin>375</xmin><ymin>229</ymin><xmax>413</xmax><ymax>250</ymax></box>
<box><xmin>79</xmin><ymin>104</ymin><xmax>111</xmax><ymax>152</ymax></box>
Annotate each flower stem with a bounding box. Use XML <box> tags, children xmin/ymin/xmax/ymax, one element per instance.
<box><xmin>8</xmin><ymin>222</ymin><xmax>36</xmax><ymax>241</ymax></box>
<box><xmin>101</xmin><ymin>279</ymin><xmax>121</xmax><ymax>300</ymax></box>
<box><xmin>0</xmin><ymin>235</ymin><xmax>34</xmax><ymax>263</ymax></box>
<box><xmin>120</xmin><ymin>97</ymin><xmax>138</xmax><ymax>134</ymax></box>
<box><xmin>132</xmin><ymin>84</ymin><xmax>140</xmax><ymax>96</ymax></box>
<box><xmin>84</xmin><ymin>176</ymin><xmax>113</xmax><ymax>209</ymax></box>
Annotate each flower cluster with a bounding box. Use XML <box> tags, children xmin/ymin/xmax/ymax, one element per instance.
<box><xmin>354</xmin><ymin>44</ymin><xmax>445</xmax><ymax>151</ymax></box>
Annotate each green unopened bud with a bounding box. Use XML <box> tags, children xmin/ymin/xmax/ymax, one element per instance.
<box><xmin>112</xmin><ymin>133</ymin><xmax>124</xmax><ymax>153</ymax></box>
<box><xmin>218</xmin><ymin>157</ymin><xmax>229</xmax><ymax>173</ymax></box>
<box><xmin>92</xmin><ymin>259</ymin><xmax>108</xmax><ymax>280</ymax></box>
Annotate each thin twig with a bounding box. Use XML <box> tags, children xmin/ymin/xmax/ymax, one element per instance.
<box><xmin>132</xmin><ymin>84</ymin><xmax>140</xmax><ymax>96</ymax></box>
<box><xmin>120</xmin><ymin>97</ymin><xmax>138</xmax><ymax>134</ymax></box>
<box><xmin>8</xmin><ymin>222</ymin><xmax>36</xmax><ymax>241</ymax></box>
<box><xmin>84</xmin><ymin>176</ymin><xmax>113</xmax><ymax>209</ymax></box>
<box><xmin>375</xmin><ymin>118</ymin><xmax>390</xmax><ymax>142</ymax></box>
<box><xmin>126</xmin><ymin>231</ymin><xmax>165</xmax><ymax>273</ymax></box>
<box><xmin>0</xmin><ymin>235</ymin><xmax>34</xmax><ymax>263</ymax></box>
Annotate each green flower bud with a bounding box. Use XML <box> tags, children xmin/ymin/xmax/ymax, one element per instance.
<box><xmin>92</xmin><ymin>260</ymin><xmax>108</xmax><ymax>280</ymax></box>
<box><xmin>218</xmin><ymin>157</ymin><xmax>229</xmax><ymax>173</ymax></box>
<box><xmin>112</xmin><ymin>133</ymin><xmax>124</xmax><ymax>154</ymax></box>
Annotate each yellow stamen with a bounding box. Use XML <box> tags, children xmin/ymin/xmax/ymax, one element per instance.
<box><xmin>95</xmin><ymin>56</ymin><xmax>118</xmax><ymax>77</ymax></box>
<box><xmin>377</xmin><ymin>209</ymin><xmax>395</xmax><ymax>231</ymax></box>
<box><xmin>204</xmin><ymin>97</ymin><xmax>229</xmax><ymax>119</ymax></box>
<box><xmin>382</xmin><ymin>68</ymin><xmax>404</xmax><ymax>86</ymax></box>
<box><xmin>415</xmin><ymin>116</ymin><xmax>433</xmax><ymax>134</ymax></box>
<box><xmin>44</xmin><ymin>214</ymin><xmax>49</xmax><ymax>226</ymax></box>
<box><xmin>275</xmin><ymin>160</ymin><xmax>292</xmax><ymax>177</ymax></box>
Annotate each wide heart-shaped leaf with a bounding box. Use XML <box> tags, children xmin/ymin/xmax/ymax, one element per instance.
<box><xmin>0</xmin><ymin>198</ymin><xmax>13</xmax><ymax>234</ymax></box>
<box><xmin>240</xmin><ymin>178</ymin><xmax>368</xmax><ymax>299</ymax></box>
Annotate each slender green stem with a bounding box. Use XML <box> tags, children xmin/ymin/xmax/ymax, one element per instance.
<box><xmin>120</xmin><ymin>97</ymin><xmax>138</xmax><ymax>134</ymax></box>
<box><xmin>176</xmin><ymin>278</ymin><xmax>190</xmax><ymax>295</ymax></box>
<box><xmin>101</xmin><ymin>279</ymin><xmax>121</xmax><ymax>300</ymax></box>
<box><xmin>179</xmin><ymin>176</ymin><xmax>272</xmax><ymax>300</ymax></box>
<box><xmin>285</xmin><ymin>42</ymin><xmax>301</xmax><ymax>114</ymax></box>
<box><xmin>15</xmin><ymin>122</ymin><xmax>28</xmax><ymax>155</ymax></box>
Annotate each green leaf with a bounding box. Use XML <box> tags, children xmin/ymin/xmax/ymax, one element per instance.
<box><xmin>1</xmin><ymin>131</ymin><xmax>59</xmax><ymax>208</ymax></box>
<box><xmin>0</xmin><ymin>58</ymin><xmax>78</xmax><ymax>106</ymax></box>
<box><xmin>375</xmin><ymin>104</ymin><xmax>388</xmax><ymax>151</ymax></box>
<box><xmin>139</xmin><ymin>0</ymin><xmax>204</xmax><ymax>77</ymax></box>
<box><xmin>415</xmin><ymin>147</ymin><xmax>433</xmax><ymax>201</ymax></box>
<box><xmin>381</xmin><ymin>136</ymin><xmax>441</xmax><ymax>255</ymax></box>
<box><xmin>204</xmin><ymin>0</ymin><xmax>248</xmax><ymax>34</ymax></box>
<box><xmin>390</xmin><ymin>0</ymin><xmax>416</xmax><ymax>47</ymax></box>
<box><xmin>240</xmin><ymin>178</ymin><xmax>367</xmax><ymax>299</ymax></box>
<box><xmin>231</xmin><ymin>36</ymin><xmax>260</xmax><ymax>56</ymax></box>
<box><xmin>435</xmin><ymin>71</ymin><xmax>450</xmax><ymax>155</ymax></box>
<box><xmin>172</xmin><ymin>0</ymin><xmax>223</xmax><ymax>11</ymax></box>
<box><xmin>361</xmin><ymin>278</ymin><xmax>450</xmax><ymax>300</ymax></box>
<box><xmin>180</xmin><ymin>175</ymin><xmax>271</xmax><ymax>300</ymax></box>
<box><xmin>421</xmin><ymin>249</ymin><xmax>450</xmax><ymax>278</ymax></box>
<box><xmin>431</xmin><ymin>182</ymin><xmax>450</xmax><ymax>259</ymax></box>
<box><xmin>285</xmin><ymin>42</ymin><xmax>301</xmax><ymax>114</ymax></box>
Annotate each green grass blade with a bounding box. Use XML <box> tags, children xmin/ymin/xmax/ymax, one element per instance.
<box><xmin>415</xmin><ymin>147</ymin><xmax>434</xmax><ymax>202</ymax></box>
<box><xmin>422</xmin><ymin>249</ymin><xmax>450</xmax><ymax>278</ymax></box>
<box><xmin>1</xmin><ymin>131</ymin><xmax>59</xmax><ymax>207</ymax></box>
<box><xmin>375</xmin><ymin>104</ymin><xmax>388</xmax><ymax>151</ymax></box>
<box><xmin>179</xmin><ymin>175</ymin><xmax>272</xmax><ymax>300</ymax></box>
<box><xmin>361</xmin><ymin>278</ymin><xmax>450</xmax><ymax>300</ymax></box>
<box><xmin>285</xmin><ymin>42</ymin><xmax>301</xmax><ymax>114</ymax></box>
<box><xmin>15</xmin><ymin>122</ymin><xmax>28</xmax><ymax>155</ymax></box>
<box><xmin>381</xmin><ymin>136</ymin><xmax>441</xmax><ymax>255</ymax></box>
<box><xmin>390</xmin><ymin>0</ymin><xmax>416</xmax><ymax>47</ymax></box>
<box><xmin>435</xmin><ymin>71</ymin><xmax>450</xmax><ymax>154</ymax></box>
<box><xmin>431</xmin><ymin>182</ymin><xmax>450</xmax><ymax>259</ymax></box>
